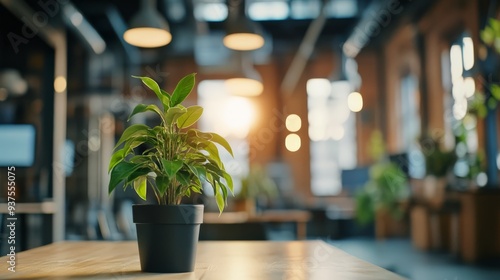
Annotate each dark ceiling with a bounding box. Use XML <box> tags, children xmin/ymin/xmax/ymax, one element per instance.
<box><xmin>1</xmin><ymin>0</ymin><xmax>381</xmax><ymax>56</ymax></box>
<box><xmin>68</xmin><ymin>0</ymin><xmax>368</xmax><ymax>43</ymax></box>
<box><xmin>0</xmin><ymin>0</ymin><xmax>433</xmax><ymax>68</ymax></box>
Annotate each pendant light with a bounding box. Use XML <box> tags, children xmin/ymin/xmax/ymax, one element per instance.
<box><xmin>332</xmin><ymin>42</ymin><xmax>363</xmax><ymax>112</ymax></box>
<box><xmin>225</xmin><ymin>52</ymin><xmax>263</xmax><ymax>96</ymax></box>
<box><xmin>223</xmin><ymin>0</ymin><xmax>264</xmax><ymax>51</ymax></box>
<box><xmin>123</xmin><ymin>0</ymin><xmax>172</xmax><ymax>48</ymax></box>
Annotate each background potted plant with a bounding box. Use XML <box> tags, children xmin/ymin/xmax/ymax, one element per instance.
<box><xmin>233</xmin><ymin>164</ymin><xmax>278</xmax><ymax>214</ymax></box>
<box><xmin>108</xmin><ymin>73</ymin><xmax>234</xmax><ymax>273</ymax></box>
<box><xmin>418</xmin><ymin>133</ymin><xmax>456</xmax><ymax>208</ymax></box>
<box><xmin>355</xmin><ymin>131</ymin><xmax>409</xmax><ymax>239</ymax></box>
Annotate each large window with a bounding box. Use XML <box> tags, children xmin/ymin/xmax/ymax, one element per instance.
<box><xmin>399</xmin><ymin>74</ymin><xmax>425</xmax><ymax>178</ymax></box>
<box><xmin>441</xmin><ymin>33</ymin><xmax>484</xmax><ymax>184</ymax></box>
<box><xmin>197</xmin><ymin>80</ymin><xmax>255</xmax><ymax>195</ymax></box>
<box><xmin>307</xmin><ymin>79</ymin><xmax>357</xmax><ymax>195</ymax></box>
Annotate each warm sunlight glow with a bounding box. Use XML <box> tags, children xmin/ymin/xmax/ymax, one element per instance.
<box><xmin>286</xmin><ymin>114</ymin><xmax>302</xmax><ymax>132</ymax></box>
<box><xmin>54</xmin><ymin>76</ymin><xmax>67</xmax><ymax>93</ymax></box>
<box><xmin>285</xmin><ymin>133</ymin><xmax>301</xmax><ymax>152</ymax></box>
<box><xmin>222</xmin><ymin>97</ymin><xmax>255</xmax><ymax>138</ymax></box>
<box><xmin>347</xmin><ymin>91</ymin><xmax>363</xmax><ymax>112</ymax></box>
<box><xmin>124</xmin><ymin>27</ymin><xmax>172</xmax><ymax>48</ymax></box>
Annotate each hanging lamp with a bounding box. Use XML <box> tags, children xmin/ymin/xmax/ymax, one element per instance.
<box><xmin>225</xmin><ymin>52</ymin><xmax>263</xmax><ymax>96</ymax></box>
<box><xmin>123</xmin><ymin>0</ymin><xmax>172</xmax><ymax>48</ymax></box>
<box><xmin>223</xmin><ymin>0</ymin><xmax>264</xmax><ymax>51</ymax></box>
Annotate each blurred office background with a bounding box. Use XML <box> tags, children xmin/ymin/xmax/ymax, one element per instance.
<box><xmin>1</xmin><ymin>0</ymin><xmax>500</xmax><ymax>278</ymax></box>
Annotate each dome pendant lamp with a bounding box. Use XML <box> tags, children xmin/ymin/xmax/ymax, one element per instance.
<box><xmin>223</xmin><ymin>0</ymin><xmax>264</xmax><ymax>51</ymax></box>
<box><xmin>123</xmin><ymin>0</ymin><xmax>172</xmax><ymax>48</ymax></box>
<box><xmin>225</xmin><ymin>52</ymin><xmax>263</xmax><ymax>96</ymax></box>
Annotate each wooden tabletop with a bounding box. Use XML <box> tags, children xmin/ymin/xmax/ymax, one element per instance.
<box><xmin>0</xmin><ymin>241</ymin><xmax>405</xmax><ymax>280</ymax></box>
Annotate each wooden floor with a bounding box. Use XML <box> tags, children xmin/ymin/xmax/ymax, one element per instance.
<box><xmin>330</xmin><ymin>238</ymin><xmax>500</xmax><ymax>280</ymax></box>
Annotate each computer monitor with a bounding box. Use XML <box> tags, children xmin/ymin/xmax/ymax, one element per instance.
<box><xmin>341</xmin><ymin>166</ymin><xmax>370</xmax><ymax>194</ymax></box>
<box><xmin>0</xmin><ymin>124</ymin><xmax>36</xmax><ymax>167</ymax></box>
<box><xmin>388</xmin><ymin>152</ymin><xmax>410</xmax><ymax>178</ymax></box>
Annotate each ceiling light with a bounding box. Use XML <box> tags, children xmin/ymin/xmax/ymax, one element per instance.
<box><xmin>347</xmin><ymin>91</ymin><xmax>363</xmax><ymax>112</ymax></box>
<box><xmin>223</xmin><ymin>0</ymin><xmax>264</xmax><ymax>51</ymax></box>
<box><xmin>123</xmin><ymin>0</ymin><xmax>172</xmax><ymax>48</ymax></box>
<box><xmin>225</xmin><ymin>53</ymin><xmax>263</xmax><ymax>96</ymax></box>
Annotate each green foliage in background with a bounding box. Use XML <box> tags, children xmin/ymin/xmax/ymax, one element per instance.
<box><xmin>107</xmin><ymin>73</ymin><xmax>234</xmax><ymax>213</ymax></box>
<box><xmin>355</xmin><ymin>131</ymin><xmax>409</xmax><ymax>224</ymax></box>
<box><xmin>419</xmin><ymin>133</ymin><xmax>456</xmax><ymax>178</ymax></box>
<box><xmin>355</xmin><ymin>162</ymin><xmax>408</xmax><ymax>224</ymax></box>
<box><xmin>237</xmin><ymin>165</ymin><xmax>278</xmax><ymax>200</ymax></box>
<box><xmin>481</xmin><ymin>18</ymin><xmax>500</xmax><ymax>54</ymax></box>
<box><xmin>475</xmin><ymin>18</ymin><xmax>500</xmax><ymax>115</ymax></box>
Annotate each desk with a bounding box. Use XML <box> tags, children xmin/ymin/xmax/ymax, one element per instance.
<box><xmin>204</xmin><ymin>210</ymin><xmax>311</xmax><ymax>239</ymax></box>
<box><xmin>0</xmin><ymin>241</ymin><xmax>404</xmax><ymax>280</ymax></box>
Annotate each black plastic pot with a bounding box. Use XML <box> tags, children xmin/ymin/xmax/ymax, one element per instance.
<box><xmin>132</xmin><ymin>204</ymin><xmax>204</xmax><ymax>273</ymax></box>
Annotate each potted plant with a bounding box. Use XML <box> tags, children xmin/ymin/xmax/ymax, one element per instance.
<box><xmin>234</xmin><ymin>164</ymin><xmax>278</xmax><ymax>214</ymax></box>
<box><xmin>355</xmin><ymin>161</ymin><xmax>409</xmax><ymax>238</ymax></box>
<box><xmin>355</xmin><ymin>130</ymin><xmax>409</xmax><ymax>239</ymax></box>
<box><xmin>418</xmin><ymin>133</ymin><xmax>455</xmax><ymax>207</ymax></box>
<box><xmin>108</xmin><ymin>73</ymin><xmax>233</xmax><ymax>273</ymax></box>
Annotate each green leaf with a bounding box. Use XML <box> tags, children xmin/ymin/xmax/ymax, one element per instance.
<box><xmin>187</xmin><ymin>164</ymin><xmax>208</xmax><ymax>183</ymax></box>
<box><xmin>132</xmin><ymin>76</ymin><xmax>170</xmax><ymax>110</ymax></box>
<box><xmin>134</xmin><ymin>176</ymin><xmax>147</xmax><ymax>200</ymax></box>
<box><xmin>195</xmin><ymin>166</ymin><xmax>208</xmax><ymax>181</ymax></box>
<box><xmin>206</xmin><ymin>161</ymin><xmax>224</xmax><ymax>176</ymax></box>
<box><xmin>210</xmin><ymin>132</ymin><xmax>233</xmax><ymax>157</ymax></box>
<box><xmin>128</xmin><ymin>104</ymin><xmax>166</xmax><ymax>124</ymax></box>
<box><xmin>156</xmin><ymin>175</ymin><xmax>170</xmax><ymax>195</ymax></box>
<box><xmin>221</xmin><ymin>170</ymin><xmax>234</xmax><ymax>193</ymax></box>
<box><xmin>176</xmin><ymin>170</ymin><xmax>191</xmax><ymax>186</ymax></box>
<box><xmin>127</xmin><ymin>167</ymin><xmax>152</xmax><ymax>183</ymax></box>
<box><xmin>161</xmin><ymin>89</ymin><xmax>171</xmax><ymax>97</ymax></box>
<box><xmin>122</xmin><ymin>135</ymin><xmax>155</xmax><ymax>153</ymax></box>
<box><xmin>114</xmin><ymin>124</ymin><xmax>151</xmax><ymax>150</ymax></box>
<box><xmin>215</xmin><ymin>184</ymin><xmax>225</xmax><ymax>214</ymax></box>
<box><xmin>204</xmin><ymin>142</ymin><xmax>223</xmax><ymax>168</ymax></box>
<box><xmin>165</xmin><ymin>106</ymin><xmax>187</xmax><ymax>125</ymax></box>
<box><xmin>190</xmin><ymin>185</ymin><xmax>203</xmax><ymax>194</ymax></box>
<box><xmin>187</xmin><ymin>129</ymin><xmax>212</xmax><ymax>141</ymax></box>
<box><xmin>162</xmin><ymin>159</ymin><xmax>183</xmax><ymax>178</ymax></box>
<box><xmin>170</xmin><ymin>73</ymin><xmax>196</xmax><ymax>107</ymax></box>
<box><xmin>129</xmin><ymin>155</ymin><xmax>152</xmax><ymax>164</ymax></box>
<box><xmin>109</xmin><ymin>161</ymin><xmax>143</xmax><ymax>194</ymax></box>
<box><xmin>177</xmin><ymin>106</ymin><xmax>203</xmax><ymax>129</ymax></box>
<box><xmin>108</xmin><ymin>148</ymin><xmax>126</xmax><ymax>173</ymax></box>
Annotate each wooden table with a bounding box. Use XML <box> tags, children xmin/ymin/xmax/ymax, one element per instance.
<box><xmin>204</xmin><ymin>210</ymin><xmax>311</xmax><ymax>239</ymax></box>
<box><xmin>0</xmin><ymin>241</ymin><xmax>404</xmax><ymax>279</ymax></box>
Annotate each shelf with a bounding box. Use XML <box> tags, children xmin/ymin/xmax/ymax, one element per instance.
<box><xmin>0</xmin><ymin>201</ymin><xmax>56</xmax><ymax>214</ymax></box>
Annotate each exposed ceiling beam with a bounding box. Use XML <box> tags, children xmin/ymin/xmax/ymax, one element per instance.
<box><xmin>61</xmin><ymin>3</ymin><xmax>106</xmax><ymax>54</ymax></box>
<box><xmin>280</xmin><ymin>0</ymin><xmax>328</xmax><ymax>96</ymax></box>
